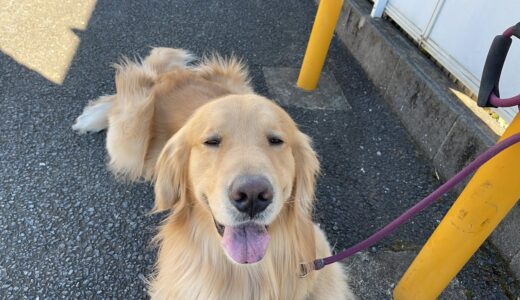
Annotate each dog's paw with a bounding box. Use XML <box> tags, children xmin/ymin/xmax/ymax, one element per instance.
<box><xmin>72</xmin><ymin>99</ymin><xmax>112</xmax><ymax>134</ymax></box>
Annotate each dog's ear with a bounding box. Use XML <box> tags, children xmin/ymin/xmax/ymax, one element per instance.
<box><xmin>153</xmin><ymin>128</ymin><xmax>190</xmax><ymax>212</ymax></box>
<box><xmin>289</xmin><ymin>130</ymin><xmax>320</xmax><ymax>264</ymax></box>
<box><xmin>292</xmin><ymin>131</ymin><xmax>320</xmax><ymax>218</ymax></box>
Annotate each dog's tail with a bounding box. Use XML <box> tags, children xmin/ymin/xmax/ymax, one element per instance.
<box><xmin>102</xmin><ymin>56</ymin><xmax>156</xmax><ymax>181</ymax></box>
<box><xmin>196</xmin><ymin>54</ymin><xmax>254</xmax><ymax>94</ymax></box>
<box><xmin>72</xmin><ymin>48</ymin><xmax>194</xmax><ymax>134</ymax></box>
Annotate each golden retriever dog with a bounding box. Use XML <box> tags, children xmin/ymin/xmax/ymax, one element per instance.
<box><xmin>73</xmin><ymin>47</ymin><xmax>354</xmax><ymax>300</ymax></box>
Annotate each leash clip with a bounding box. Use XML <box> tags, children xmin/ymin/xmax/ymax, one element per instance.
<box><xmin>298</xmin><ymin>259</ymin><xmax>325</xmax><ymax>278</ymax></box>
<box><xmin>298</xmin><ymin>262</ymin><xmax>313</xmax><ymax>278</ymax></box>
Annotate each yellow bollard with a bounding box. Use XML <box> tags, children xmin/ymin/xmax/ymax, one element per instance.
<box><xmin>394</xmin><ymin>113</ymin><xmax>520</xmax><ymax>299</ymax></box>
<box><xmin>297</xmin><ymin>0</ymin><xmax>344</xmax><ymax>91</ymax></box>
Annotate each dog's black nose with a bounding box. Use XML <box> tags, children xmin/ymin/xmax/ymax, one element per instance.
<box><xmin>229</xmin><ymin>175</ymin><xmax>273</xmax><ymax>218</ymax></box>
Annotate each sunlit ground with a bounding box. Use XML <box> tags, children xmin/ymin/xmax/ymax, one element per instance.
<box><xmin>0</xmin><ymin>0</ymin><xmax>97</xmax><ymax>84</ymax></box>
<box><xmin>449</xmin><ymin>88</ymin><xmax>506</xmax><ymax>135</ymax></box>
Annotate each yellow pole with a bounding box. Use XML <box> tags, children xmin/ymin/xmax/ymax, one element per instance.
<box><xmin>394</xmin><ymin>113</ymin><xmax>520</xmax><ymax>299</ymax></box>
<box><xmin>297</xmin><ymin>0</ymin><xmax>344</xmax><ymax>91</ymax></box>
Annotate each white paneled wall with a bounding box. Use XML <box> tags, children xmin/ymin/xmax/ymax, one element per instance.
<box><xmin>382</xmin><ymin>0</ymin><xmax>519</xmax><ymax>122</ymax></box>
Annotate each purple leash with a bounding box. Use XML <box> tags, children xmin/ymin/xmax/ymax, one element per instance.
<box><xmin>298</xmin><ymin>23</ymin><xmax>520</xmax><ymax>277</ymax></box>
<box><xmin>299</xmin><ymin>132</ymin><xmax>520</xmax><ymax>277</ymax></box>
<box><xmin>490</xmin><ymin>92</ymin><xmax>520</xmax><ymax>108</ymax></box>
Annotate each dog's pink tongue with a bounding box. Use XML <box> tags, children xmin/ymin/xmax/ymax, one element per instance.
<box><xmin>221</xmin><ymin>223</ymin><xmax>269</xmax><ymax>264</ymax></box>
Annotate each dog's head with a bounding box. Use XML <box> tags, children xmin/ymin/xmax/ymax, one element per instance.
<box><xmin>154</xmin><ymin>94</ymin><xmax>319</xmax><ymax>264</ymax></box>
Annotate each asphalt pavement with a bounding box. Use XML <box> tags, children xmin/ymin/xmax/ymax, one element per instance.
<box><xmin>1</xmin><ymin>0</ymin><xmax>519</xmax><ymax>298</ymax></box>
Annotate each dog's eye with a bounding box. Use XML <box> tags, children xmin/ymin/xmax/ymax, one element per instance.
<box><xmin>204</xmin><ymin>137</ymin><xmax>221</xmax><ymax>147</ymax></box>
<box><xmin>268</xmin><ymin>137</ymin><xmax>284</xmax><ymax>146</ymax></box>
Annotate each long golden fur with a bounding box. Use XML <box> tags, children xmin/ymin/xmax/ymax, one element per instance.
<box><xmin>73</xmin><ymin>47</ymin><xmax>355</xmax><ymax>300</ymax></box>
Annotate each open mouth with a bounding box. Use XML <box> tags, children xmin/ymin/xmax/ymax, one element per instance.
<box><xmin>214</xmin><ymin>219</ymin><xmax>270</xmax><ymax>264</ymax></box>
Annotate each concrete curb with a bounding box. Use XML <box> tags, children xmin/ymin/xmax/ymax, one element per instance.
<box><xmin>330</xmin><ymin>0</ymin><xmax>520</xmax><ymax>281</ymax></box>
